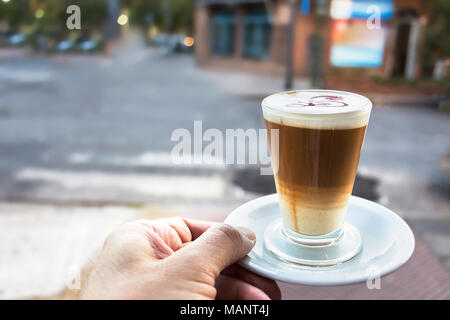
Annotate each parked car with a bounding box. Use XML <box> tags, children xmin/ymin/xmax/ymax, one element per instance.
<box><xmin>53</xmin><ymin>36</ymin><xmax>103</xmax><ymax>53</ymax></box>
<box><xmin>55</xmin><ymin>39</ymin><xmax>75</xmax><ymax>52</ymax></box>
<box><xmin>8</xmin><ymin>33</ymin><xmax>27</xmax><ymax>46</ymax></box>
<box><xmin>151</xmin><ymin>33</ymin><xmax>194</xmax><ymax>55</ymax></box>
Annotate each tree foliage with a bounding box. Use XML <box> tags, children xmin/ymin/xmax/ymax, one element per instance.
<box><xmin>0</xmin><ymin>0</ymin><xmax>194</xmax><ymax>35</ymax></box>
<box><xmin>422</xmin><ymin>0</ymin><xmax>450</xmax><ymax>76</ymax></box>
<box><xmin>125</xmin><ymin>0</ymin><xmax>194</xmax><ymax>33</ymax></box>
<box><xmin>0</xmin><ymin>0</ymin><xmax>34</xmax><ymax>31</ymax></box>
<box><xmin>172</xmin><ymin>0</ymin><xmax>195</xmax><ymax>33</ymax></box>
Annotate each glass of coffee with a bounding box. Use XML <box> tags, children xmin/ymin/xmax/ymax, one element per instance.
<box><xmin>262</xmin><ymin>90</ymin><xmax>372</xmax><ymax>266</ymax></box>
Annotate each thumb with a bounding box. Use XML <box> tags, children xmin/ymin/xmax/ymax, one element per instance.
<box><xmin>170</xmin><ymin>223</ymin><xmax>256</xmax><ymax>278</ymax></box>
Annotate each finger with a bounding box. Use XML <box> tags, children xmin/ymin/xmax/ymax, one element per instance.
<box><xmin>136</xmin><ymin>218</ymin><xmax>192</xmax><ymax>251</ymax></box>
<box><xmin>129</xmin><ymin>218</ymin><xmax>216</xmax><ymax>259</ymax></box>
<box><xmin>222</xmin><ymin>264</ymin><xmax>281</xmax><ymax>300</ymax></box>
<box><xmin>181</xmin><ymin>218</ymin><xmax>216</xmax><ymax>240</ymax></box>
<box><xmin>154</xmin><ymin>218</ymin><xmax>192</xmax><ymax>243</ymax></box>
<box><xmin>215</xmin><ymin>274</ymin><xmax>271</xmax><ymax>300</ymax></box>
<box><xmin>170</xmin><ymin>223</ymin><xmax>256</xmax><ymax>278</ymax></box>
<box><xmin>147</xmin><ymin>217</ymin><xmax>215</xmax><ymax>246</ymax></box>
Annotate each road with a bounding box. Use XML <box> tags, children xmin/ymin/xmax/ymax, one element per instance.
<box><xmin>0</xmin><ymin>34</ymin><xmax>449</xmax><ymax>298</ymax></box>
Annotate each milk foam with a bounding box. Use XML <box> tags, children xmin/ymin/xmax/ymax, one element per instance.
<box><xmin>262</xmin><ymin>90</ymin><xmax>372</xmax><ymax>129</ymax></box>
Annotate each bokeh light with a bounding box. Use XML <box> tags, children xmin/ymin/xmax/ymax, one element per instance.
<box><xmin>117</xmin><ymin>14</ymin><xmax>128</xmax><ymax>26</ymax></box>
<box><xmin>35</xmin><ymin>9</ymin><xmax>45</xmax><ymax>19</ymax></box>
<box><xmin>183</xmin><ymin>36</ymin><xmax>195</xmax><ymax>47</ymax></box>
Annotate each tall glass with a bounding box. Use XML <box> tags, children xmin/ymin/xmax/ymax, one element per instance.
<box><xmin>262</xmin><ymin>90</ymin><xmax>371</xmax><ymax>263</ymax></box>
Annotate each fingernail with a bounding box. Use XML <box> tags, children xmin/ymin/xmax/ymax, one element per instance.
<box><xmin>236</xmin><ymin>226</ymin><xmax>256</xmax><ymax>241</ymax></box>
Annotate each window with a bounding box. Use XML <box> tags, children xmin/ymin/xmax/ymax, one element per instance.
<box><xmin>242</xmin><ymin>9</ymin><xmax>271</xmax><ymax>60</ymax></box>
<box><xmin>211</xmin><ymin>10</ymin><xmax>236</xmax><ymax>57</ymax></box>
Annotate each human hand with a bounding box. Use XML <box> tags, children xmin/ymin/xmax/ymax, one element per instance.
<box><xmin>80</xmin><ymin>218</ymin><xmax>281</xmax><ymax>300</ymax></box>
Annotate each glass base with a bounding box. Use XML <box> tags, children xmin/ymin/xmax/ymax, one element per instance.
<box><xmin>282</xmin><ymin>225</ymin><xmax>344</xmax><ymax>246</ymax></box>
<box><xmin>264</xmin><ymin>219</ymin><xmax>362</xmax><ymax>267</ymax></box>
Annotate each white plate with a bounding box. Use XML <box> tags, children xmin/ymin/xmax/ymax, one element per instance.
<box><xmin>224</xmin><ymin>194</ymin><xmax>415</xmax><ymax>286</ymax></box>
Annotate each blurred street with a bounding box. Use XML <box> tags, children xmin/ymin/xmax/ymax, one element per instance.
<box><xmin>0</xmin><ymin>34</ymin><xmax>449</xmax><ymax>298</ymax></box>
<box><xmin>0</xmin><ymin>34</ymin><xmax>310</xmax><ymax>206</ymax></box>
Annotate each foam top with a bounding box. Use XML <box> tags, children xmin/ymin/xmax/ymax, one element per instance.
<box><xmin>262</xmin><ymin>90</ymin><xmax>372</xmax><ymax>129</ymax></box>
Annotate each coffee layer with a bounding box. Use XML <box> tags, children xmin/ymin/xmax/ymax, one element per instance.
<box><xmin>276</xmin><ymin>183</ymin><xmax>351</xmax><ymax>235</ymax></box>
<box><xmin>278</xmin><ymin>197</ymin><xmax>348</xmax><ymax>236</ymax></box>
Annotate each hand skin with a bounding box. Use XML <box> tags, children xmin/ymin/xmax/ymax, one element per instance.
<box><xmin>80</xmin><ymin>218</ymin><xmax>281</xmax><ymax>300</ymax></box>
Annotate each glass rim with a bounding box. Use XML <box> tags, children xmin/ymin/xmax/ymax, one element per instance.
<box><xmin>261</xmin><ymin>89</ymin><xmax>373</xmax><ymax>119</ymax></box>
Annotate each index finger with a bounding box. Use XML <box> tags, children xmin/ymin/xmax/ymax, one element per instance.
<box><xmin>182</xmin><ymin>218</ymin><xmax>217</xmax><ymax>240</ymax></box>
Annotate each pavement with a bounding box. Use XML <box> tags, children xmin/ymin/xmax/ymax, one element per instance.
<box><xmin>0</xmin><ymin>33</ymin><xmax>449</xmax><ymax>299</ymax></box>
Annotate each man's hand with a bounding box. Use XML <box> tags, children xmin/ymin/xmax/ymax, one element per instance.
<box><xmin>80</xmin><ymin>218</ymin><xmax>281</xmax><ymax>300</ymax></box>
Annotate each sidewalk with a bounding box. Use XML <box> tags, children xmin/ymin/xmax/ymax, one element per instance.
<box><xmin>195</xmin><ymin>65</ymin><xmax>311</xmax><ymax>98</ymax></box>
<box><xmin>368</xmin><ymin>93</ymin><xmax>446</xmax><ymax>108</ymax></box>
<box><xmin>196</xmin><ymin>63</ymin><xmax>446</xmax><ymax>107</ymax></box>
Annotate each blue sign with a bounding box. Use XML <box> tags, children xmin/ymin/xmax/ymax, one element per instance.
<box><xmin>301</xmin><ymin>0</ymin><xmax>310</xmax><ymax>15</ymax></box>
<box><xmin>331</xmin><ymin>45</ymin><xmax>384</xmax><ymax>67</ymax></box>
<box><xmin>350</xmin><ymin>0</ymin><xmax>394</xmax><ymax>20</ymax></box>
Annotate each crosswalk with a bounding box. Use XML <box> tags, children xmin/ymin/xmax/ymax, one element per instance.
<box><xmin>16</xmin><ymin>167</ymin><xmax>227</xmax><ymax>201</ymax></box>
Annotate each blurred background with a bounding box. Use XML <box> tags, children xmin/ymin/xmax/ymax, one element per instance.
<box><xmin>0</xmin><ymin>0</ymin><xmax>448</xmax><ymax>299</ymax></box>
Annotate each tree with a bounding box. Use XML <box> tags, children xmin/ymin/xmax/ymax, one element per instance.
<box><xmin>0</xmin><ymin>0</ymin><xmax>34</xmax><ymax>33</ymax></box>
<box><xmin>125</xmin><ymin>0</ymin><xmax>163</xmax><ymax>30</ymax></box>
<box><xmin>30</xmin><ymin>0</ymin><xmax>66</xmax><ymax>38</ymax></box>
<box><xmin>172</xmin><ymin>0</ymin><xmax>194</xmax><ymax>34</ymax></box>
<box><xmin>422</xmin><ymin>0</ymin><xmax>450</xmax><ymax>77</ymax></box>
<box><xmin>125</xmin><ymin>0</ymin><xmax>194</xmax><ymax>34</ymax></box>
<box><xmin>66</xmin><ymin>0</ymin><xmax>108</xmax><ymax>38</ymax></box>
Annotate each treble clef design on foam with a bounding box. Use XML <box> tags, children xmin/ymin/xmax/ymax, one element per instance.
<box><xmin>286</xmin><ymin>95</ymin><xmax>349</xmax><ymax>108</ymax></box>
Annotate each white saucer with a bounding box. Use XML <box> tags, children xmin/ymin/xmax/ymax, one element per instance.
<box><xmin>224</xmin><ymin>194</ymin><xmax>415</xmax><ymax>286</ymax></box>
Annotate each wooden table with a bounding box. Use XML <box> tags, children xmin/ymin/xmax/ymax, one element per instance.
<box><xmin>279</xmin><ymin>232</ymin><xmax>450</xmax><ymax>299</ymax></box>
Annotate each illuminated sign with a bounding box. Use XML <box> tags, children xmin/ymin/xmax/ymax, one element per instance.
<box><xmin>330</xmin><ymin>0</ymin><xmax>394</xmax><ymax>20</ymax></box>
<box><xmin>329</xmin><ymin>0</ymin><xmax>393</xmax><ymax>67</ymax></box>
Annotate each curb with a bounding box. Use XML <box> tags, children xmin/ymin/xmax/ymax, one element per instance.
<box><xmin>367</xmin><ymin>93</ymin><xmax>446</xmax><ymax>107</ymax></box>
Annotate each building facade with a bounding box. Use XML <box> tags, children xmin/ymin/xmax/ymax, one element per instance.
<box><xmin>195</xmin><ymin>0</ymin><xmax>428</xmax><ymax>81</ymax></box>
